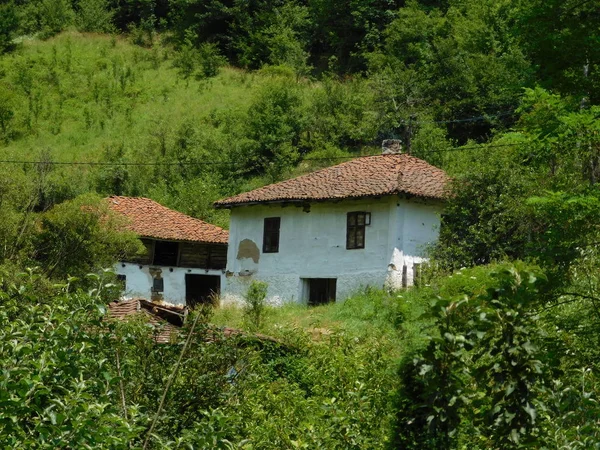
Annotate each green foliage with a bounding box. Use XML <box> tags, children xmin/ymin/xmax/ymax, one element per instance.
<box><xmin>33</xmin><ymin>193</ymin><xmax>143</xmax><ymax>281</ymax></box>
<box><xmin>76</xmin><ymin>0</ymin><xmax>116</xmax><ymax>33</ymax></box>
<box><xmin>18</xmin><ymin>0</ymin><xmax>76</xmax><ymax>39</ymax></box>
<box><xmin>516</xmin><ymin>0</ymin><xmax>600</xmax><ymax>103</ymax></box>
<box><xmin>196</xmin><ymin>42</ymin><xmax>226</xmax><ymax>79</ymax></box>
<box><xmin>242</xmin><ymin>80</ymin><xmax>306</xmax><ymax>177</ymax></box>
<box><xmin>0</xmin><ymin>82</ymin><xmax>16</xmax><ymax>140</ymax></box>
<box><xmin>0</xmin><ymin>270</ymin><xmax>399</xmax><ymax>448</ymax></box>
<box><xmin>433</xmin><ymin>88</ymin><xmax>600</xmax><ymax>273</ymax></box>
<box><xmin>243</xmin><ymin>280</ymin><xmax>268</xmax><ymax>331</ymax></box>
<box><xmin>0</xmin><ymin>269</ymin><xmax>140</xmax><ymax>448</ymax></box>
<box><xmin>373</xmin><ymin>0</ymin><xmax>531</xmax><ymax>142</ymax></box>
<box><xmin>394</xmin><ymin>264</ymin><xmax>551</xmax><ymax>448</ymax></box>
<box><xmin>0</xmin><ymin>2</ymin><xmax>19</xmax><ymax>54</ymax></box>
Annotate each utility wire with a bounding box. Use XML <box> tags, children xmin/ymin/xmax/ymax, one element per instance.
<box><xmin>0</xmin><ymin>143</ymin><xmax>525</xmax><ymax>167</ymax></box>
<box><xmin>399</xmin><ymin>111</ymin><xmax>514</xmax><ymax>125</ymax></box>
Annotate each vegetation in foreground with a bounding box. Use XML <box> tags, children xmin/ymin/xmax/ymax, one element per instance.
<box><xmin>3</xmin><ymin>262</ymin><xmax>600</xmax><ymax>448</ymax></box>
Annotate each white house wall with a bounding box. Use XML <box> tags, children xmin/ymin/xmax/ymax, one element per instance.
<box><xmin>116</xmin><ymin>262</ymin><xmax>224</xmax><ymax>305</ymax></box>
<box><xmin>222</xmin><ymin>196</ymin><xmax>442</xmax><ymax>305</ymax></box>
<box><xmin>387</xmin><ymin>199</ymin><xmax>443</xmax><ymax>289</ymax></box>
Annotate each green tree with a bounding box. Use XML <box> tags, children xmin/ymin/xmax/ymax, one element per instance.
<box><xmin>515</xmin><ymin>0</ymin><xmax>600</xmax><ymax>104</ymax></box>
<box><xmin>0</xmin><ymin>2</ymin><xmax>18</xmax><ymax>54</ymax></box>
<box><xmin>242</xmin><ymin>81</ymin><xmax>306</xmax><ymax>177</ymax></box>
<box><xmin>33</xmin><ymin>193</ymin><xmax>143</xmax><ymax>281</ymax></box>
<box><xmin>76</xmin><ymin>0</ymin><xmax>115</xmax><ymax>33</ymax></box>
<box><xmin>0</xmin><ymin>83</ymin><xmax>15</xmax><ymax>141</ymax></box>
<box><xmin>375</xmin><ymin>0</ymin><xmax>531</xmax><ymax>142</ymax></box>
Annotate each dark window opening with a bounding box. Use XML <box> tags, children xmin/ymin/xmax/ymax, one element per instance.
<box><xmin>305</xmin><ymin>278</ymin><xmax>337</xmax><ymax>306</ymax></box>
<box><xmin>185</xmin><ymin>274</ymin><xmax>220</xmax><ymax>308</ymax></box>
<box><xmin>263</xmin><ymin>217</ymin><xmax>281</xmax><ymax>253</ymax></box>
<box><xmin>152</xmin><ymin>277</ymin><xmax>164</xmax><ymax>293</ymax></box>
<box><xmin>402</xmin><ymin>265</ymin><xmax>408</xmax><ymax>288</ymax></box>
<box><xmin>153</xmin><ymin>240</ymin><xmax>179</xmax><ymax>266</ymax></box>
<box><xmin>346</xmin><ymin>212</ymin><xmax>370</xmax><ymax>249</ymax></box>
<box><xmin>117</xmin><ymin>274</ymin><xmax>126</xmax><ymax>291</ymax></box>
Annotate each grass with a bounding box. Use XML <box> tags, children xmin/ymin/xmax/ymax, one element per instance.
<box><xmin>0</xmin><ymin>32</ymin><xmax>273</xmax><ymax>162</ymax></box>
<box><xmin>212</xmin><ymin>287</ymin><xmax>434</xmax><ymax>360</ymax></box>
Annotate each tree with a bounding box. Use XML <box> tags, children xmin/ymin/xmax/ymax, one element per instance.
<box><xmin>242</xmin><ymin>81</ymin><xmax>306</xmax><ymax>177</ymax></box>
<box><xmin>0</xmin><ymin>2</ymin><xmax>18</xmax><ymax>54</ymax></box>
<box><xmin>33</xmin><ymin>194</ymin><xmax>143</xmax><ymax>281</ymax></box>
<box><xmin>76</xmin><ymin>0</ymin><xmax>116</xmax><ymax>33</ymax></box>
<box><xmin>375</xmin><ymin>0</ymin><xmax>531</xmax><ymax>142</ymax></box>
<box><xmin>515</xmin><ymin>0</ymin><xmax>600</xmax><ymax>104</ymax></box>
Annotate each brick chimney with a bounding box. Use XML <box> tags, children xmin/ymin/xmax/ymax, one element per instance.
<box><xmin>382</xmin><ymin>139</ymin><xmax>402</xmax><ymax>155</ymax></box>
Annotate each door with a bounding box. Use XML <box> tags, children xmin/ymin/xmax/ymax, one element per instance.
<box><xmin>185</xmin><ymin>274</ymin><xmax>220</xmax><ymax>307</ymax></box>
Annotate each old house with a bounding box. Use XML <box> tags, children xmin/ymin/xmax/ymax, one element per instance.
<box><xmin>108</xmin><ymin>196</ymin><xmax>228</xmax><ymax>306</ymax></box>
<box><xmin>214</xmin><ymin>141</ymin><xmax>448</xmax><ymax>305</ymax></box>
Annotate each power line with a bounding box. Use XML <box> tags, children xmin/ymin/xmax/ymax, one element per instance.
<box><xmin>400</xmin><ymin>111</ymin><xmax>515</xmax><ymax>126</ymax></box>
<box><xmin>0</xmin><ymin>143</ymin><xmax>525</xmax><ymax>167</ymax></box>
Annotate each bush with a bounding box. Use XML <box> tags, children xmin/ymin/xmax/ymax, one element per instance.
<box><xmin>32</xmin><ymin>194</ymin><xmax>143</xmax><ymax>282</ymax></box>
<box><xmin>393</xmin><ymin>263</ymin><xmax>551</xmax><ymax>448</ymax></box>
<box><xmin>243</xmin><ymin>280</ymin><xmax>268</xmax><ymax>331</ymax></box>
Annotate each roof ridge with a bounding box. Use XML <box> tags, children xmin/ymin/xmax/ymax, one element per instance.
<box><xmin>215</xmin><ymin>153</ymin><xmax>447</xmax><ymax>207</ymax></box>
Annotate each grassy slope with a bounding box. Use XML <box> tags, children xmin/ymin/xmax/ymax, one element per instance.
<box><xmin>0</xmin><ymin>32</ymin><xmax>363</xmax><ymax>227</ymax></box>
<box><xmin>0</xmin><ymin>32</ymin><xmax>270</xmax><ymax>162</ymax></box>
<box><xmin>212</xmin><ymin>287</ymin><xmax>431</xmax><ymax>355</ymax></box>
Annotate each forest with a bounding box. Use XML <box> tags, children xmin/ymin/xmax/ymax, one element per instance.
<box><xmin>0</xmin><ymin>0</ymin><xmax>599</xmax><ymax>448</ymax></box>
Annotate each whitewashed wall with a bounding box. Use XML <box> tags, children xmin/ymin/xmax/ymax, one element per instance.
<box><xmin>116</xmin><ymin>262</ymin><xmax>224</xmax><ymax>305</ymax></box>
<box><xmin>386</xmin><ymin>199</ymin><xmax>442</xmax><ymax>290</ymax></box>
<box><xmin>221</xmin><ymin>196</ymin><xmax>442</xmax><ymax>305</ymax></box>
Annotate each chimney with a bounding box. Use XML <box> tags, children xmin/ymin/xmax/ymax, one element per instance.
<box><xmin>382</xmin><ymin>139</ymin><xmax>402</xmax><ymax>155</ymax></box>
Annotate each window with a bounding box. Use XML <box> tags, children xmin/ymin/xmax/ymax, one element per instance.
<box><xmin>117</xmin><ymin>274</ymin><xmax>126</xmax><ymax>291</ymax></box>
<box><xmin>152</xmin><ymin>277</ymin><xmax>164</xmax><ymax>293</ymax></box>
<box><xmin>263</xmin><ymin>217</ymin><xmax>281</xmax><ymax>253</ymax></box>
<box><xmin>303</xmin><ymin>278</ymin><xmax>337</xmax><ymax>306</ymax></box>
<box><xmin>153</xmin><ymin>240</ymin><xmax>179</xmax><ymax>266</ymax></box>
<box><xmin>346</xmin><ymin>212</ymin><xmax>370</xmax><ymax>249</ymax></box>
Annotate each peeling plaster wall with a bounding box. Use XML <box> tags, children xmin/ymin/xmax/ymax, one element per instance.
<box><xmin>115</xmin><ymin>262</ymin><xmax>224</xmax><ymax>305</ymax></box>
<box><xmin>222</xmin><ymin>197</ymin><xmax>442</xmax><ymax>305</ymax></box>
<box><xmin>386</xmin><ymin>200</ymin><xmax>442</xmax><ymax>289</ymax></box>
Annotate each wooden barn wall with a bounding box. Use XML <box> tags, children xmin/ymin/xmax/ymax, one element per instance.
<box><xmin>125</xmin><ymin>239</ymin><xmax>227</xmax><ymax>270</ymax></box>
<box><xmin>179</xmin><ymin>243</ymin><xmax>227</xmax><ymax>270</ymax></box>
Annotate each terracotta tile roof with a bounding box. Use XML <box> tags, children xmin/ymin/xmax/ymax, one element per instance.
<box><xmin>214</xmin><ymin>154</ymin><xmax>448</xmax><ymax>208</ymax></box>
<box><xmin>107</xmin><ymin>196</ymin><xmax>228</xmax><ymax>244</ymax></box>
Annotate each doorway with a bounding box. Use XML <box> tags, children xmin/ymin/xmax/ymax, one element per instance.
<box><xmin>185</xmin><ymin>274</ymin><xmax>220</xmax><ymax>307</ymax></box>
<box><xmin>303</xmin><ymin>278</ymin><xmax>337</xmax><ymax>306</ymax></box>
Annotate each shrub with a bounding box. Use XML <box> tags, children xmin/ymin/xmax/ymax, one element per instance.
<box><xmin>393</xmin><ymin>263</ymin><xmax>551</xmax><ymax>448</ymax></box>
<box><xmin>32</xmin><ymin>194</ymin><xmax>143</xmax><ymax>282</ymax></box>
<box><xmin>243</xmin><ymin>280</ymin><xmax>268</xmax><ymax>331</ymax></box>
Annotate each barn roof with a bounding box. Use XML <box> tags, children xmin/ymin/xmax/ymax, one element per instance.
<box><xmin>107</xmin><ymin>196</ymin><xmax>228</xmax><ymax>244</ymax></box>
<box><xmin>214</xmin><ymin>154</ymin><xmax>448</xmax><ymax>208</ymax></box>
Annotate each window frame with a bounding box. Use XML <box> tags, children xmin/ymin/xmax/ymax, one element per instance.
<box><xmin>346</xmin><ymin>211</ymin><xmax>370</xmax><ymax>250</ymax></box>
<box><xmin>262</xmin><ymin>217</ymin><xmax>281</xmax><ymax>253</ymax></box>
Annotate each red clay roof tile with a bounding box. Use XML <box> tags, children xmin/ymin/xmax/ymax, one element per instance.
<box><xmin>107</xmin><ymin>299</ymin><xmax>181</xmax><ymax>344</ymax></box>
<box><xmin>214</xmin><ymin>154</ymin><xmax>448</xmax><ymax>207</ymax></box>
<box><xmin>107</xmin><ymin>196</ymin><xmax>228</xmax><ymax>244</ymax></box>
